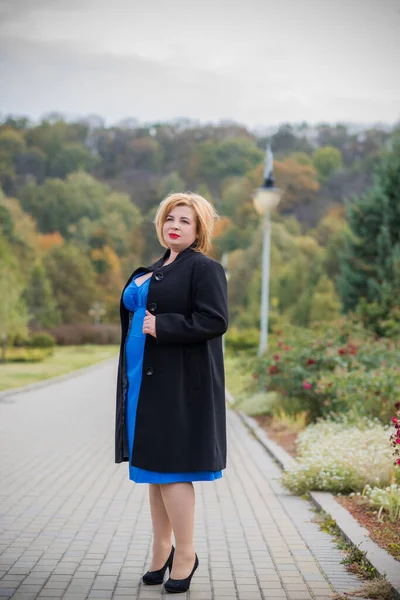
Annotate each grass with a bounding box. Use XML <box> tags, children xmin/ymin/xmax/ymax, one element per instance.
<box><xmin>314</xmin><ymin>510</ymin><xmax>394</xmax><ymax>600</ymax></box>
<box><xmin>331</xmin><ymin>577</ymin><xmax>393</xmax><ymax>600</ymax></box>
<box><xmin>224</xmin><ymin>352</ymin><xmax>254</xmax><ymax>400</ymax></box>
<box><xmin>0</xmin><ymin>345</ymin><xmax>119</xmax><ymax>391</ymax></box>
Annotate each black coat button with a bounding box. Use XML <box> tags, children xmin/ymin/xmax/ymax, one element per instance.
<box><xmin>148</xmin><ymin>302</ymin><xmax>157</xmax><ymax>313</ymax></box>
<box><xmin>154</xmin><ymin>271</ymin><xmax>164</xmax><ymax>281</ymax></box>
<box><xmin>145</xmin><ymin>367</ymin><xmax>154</xmax><ymax>376</ymax></box>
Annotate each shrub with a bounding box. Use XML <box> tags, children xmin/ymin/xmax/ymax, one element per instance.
<box><xmin>6</xmin><ymin>348</ymin><xmax>53</xmax><ymax>362</ymax></box>
<box><xmin>316</xmin><ymin>365</ymin><xmax>400</xmax><ymax>423</ymax></box>
<box><xmin>363</xmin><ymin>484</ymin><xmax>400</xmax><ymax>523</ymax></box>
<box><xmin>252</xmin><ymin>319</ymin><xmax>400</xmax><ymax>423</ymax></box>
<box><xmin>49</xmin><ymin>324</ymin><xmax>120</xmax><ymax>345</ymax></box>
<box><xmin>30</xmin><ymin>332</ymin><xmax>56</xmax><ymax>348</ymax></box>
<box><xmin>281</xmin><ymin>417</ymin><xmax>395</xmax><ymax>494</ymax></box>
<box><xmin>390</xmin><ymin>405</ymin><xmax>400</xmax><ymax>467</ymax></box>
<box><xmin>225</xmin><ymin>327</ymin><xmax>259</xmax><ymax>351</ymax></box>
<box><xmin>234</xmin><ymin>391</ymin><xmax>279</xmax><ymax>417</ymax></box>
<box><xmin>10</xmin><ymin>332</ymin><xmax>30</xmax><ymax>347</ymax></box>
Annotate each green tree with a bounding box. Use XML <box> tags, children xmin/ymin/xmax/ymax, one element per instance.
<box><xmin>197</xmin><ymin>138</ymin><xmax>263</xmax><ymax>181</ymax></box>
<box><xmin>16</xmin><ymin>146</ymin><xmax>46</xmax><ymax>182</ymax></box>
<box><xmin>309</xmin><ymin>275</ymin><xmax>340</xmax><ymax>323</ymax></box>
<box><xmin>0</xmin><ymin>128</ymin><xmax>26</xmax><ymax>193</ymax></box>
<box><xmin>0</xmin><ymin>203</ymin><xmax>14</xmax><ymax>240</ymax></box>
<box><xmin>157</xmin><ymin>171</ymin><xmax>185</xmax><ymax>199</ymax></box>
<box><xmin>67</xmin><ymin>190</ymin><xmax>142</xmax><ymax>256</ymax></box>
<box><xmin>18</xmin><ymin>172</ymin><xmax>108</xmax><ymax>235</ymax></box>
<box><xmin>0</xmin><ymin>236</ymin><xmax>29</xmax><ymax>361</ymax></box>
<box><xmin>25</xmin><ymin>120</ymin><xmax>88</xmax><ymax>158</ymax></box>
<box><xmin>312</xmin><ymin>146</ymin><xmax>343</xmax><ymax>182</ymax></box>
<box><xmin>337</xmin><ymin>147</ymin><xmax>400</xmax><ymax>329</ymax></box>
<box><xmin>48</xmin><ymin>142</ymin><xmax>99</xmax><ymax>178</ymax></box>
<box><xmin>220</xmin><ymin>177</ymin><xmax>252</xmax><ymax>219</ymax></box>
<box><xmin>44</xmin><ymin>244</ymin><xmax>99</xmax><ymax>323</ymax></box>
<box><xmin>24</xmin><ymin>263</ymin><xmax>60</xmax><ymax>328</ymax></box>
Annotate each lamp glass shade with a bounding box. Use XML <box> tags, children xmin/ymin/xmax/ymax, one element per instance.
<box><xmin>253</xmin><ymin>187</ymin><xmax>283</xmax><ymax>215</ymax></box>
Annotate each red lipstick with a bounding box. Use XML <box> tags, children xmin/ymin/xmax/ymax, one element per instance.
<box><xmin>169</xmin><ymin>233</ymin><xmax>180</xmax><ymax>239</ymax></box>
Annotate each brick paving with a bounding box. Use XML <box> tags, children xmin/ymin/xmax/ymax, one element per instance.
<box><xmin>0</xmin><ymin>360</ymin><xmax>365</xmax><ymax>599</ymax></box>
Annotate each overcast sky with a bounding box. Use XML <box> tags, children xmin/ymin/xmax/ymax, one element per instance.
<box><xmin>0</xmin><ymin>0</ymin><xmax>399</xmax><ymax>128</ymax></box>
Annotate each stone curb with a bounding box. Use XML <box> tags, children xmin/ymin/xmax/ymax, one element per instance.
<box><xmin>225</xmin><ymin>389</ymin><xmax>400</xmax><ymax>600</ymax></box>
<box><xmin>310</xmin><ymin>491</ymin><xmax>400</xmax><ymax>597</ymax></box>
<box><xmin>0</xmin><ymin>354</ymin><xmax>118</xmax><ymax>400</ymax></box>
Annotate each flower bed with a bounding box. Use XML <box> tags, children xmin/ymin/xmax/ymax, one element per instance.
<box><xmin>336</xmin><ymin>494</ymin><xmax>400</xmax><ymax>561</ymax></box>
<box><xmin>251</xmin><ymin>320</ymin><xmax>400</xmax><ymax>423</ymax></box>
<box><xmin>280</xmin><ymin>417</ymin><xmax>395</xmax><ymax>495</ymax></box>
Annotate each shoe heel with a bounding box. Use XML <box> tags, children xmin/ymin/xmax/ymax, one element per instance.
<box><xmin>164</xmin><ymin>553</ymin><xmax>199</xmax><ymax>594</ymax></box>
<box><xmin>142</xmin><ymin>546</ymin><xmax>175</xmax><ymax>585</ymax></box>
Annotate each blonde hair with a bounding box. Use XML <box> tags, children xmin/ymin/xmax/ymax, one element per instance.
<box><xmin>154</xmin><ymin>192</ymin><xmax>219</xmax><ymax>254</ymax></box>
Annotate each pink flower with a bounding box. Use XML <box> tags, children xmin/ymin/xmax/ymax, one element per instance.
<box><xmin>397</xmin><ymin>459</ymin><xmax>400</xmax><ymax>466</ymax></box>
<box><xmin>283</xmin><ymin>345</ymin><xmax>291</xmax><ymax>351</ymax></box>
<box><xmin>392</xmin><ymin>417</ymin><xmax>398</xmax><ymax>425</ymax></box>
<box><xmin>268</xmin><ymin>365</ymin><xmax>279</xmax><ymax>375</ymax></box>
<box><xmin>307</xmin><ymin>358</ymin><xmax>316</xmax><ymax>365</ymax></box>
<box><xmin>338</xmin><ymin>348</ymin><xmax>347</xmax><ymax>356</ymax></box>
<box><xmin>395</xmin><ymin>402</ymin><xmax>400</xmax><ymax>409</ymax></box>
<box><xmin>396</xmin><ymin>438</ymin><xmax>400</xmax><ymax>445</ymax></box>
<box><xmin>274</xmin><ymin>354</ymin><xmax>281</xmax><ymax>361</ymax></box>
<box><xmin>303</xmin><ymin>380</ymin><xmax>312</xmax><ymax>390</ymax></box>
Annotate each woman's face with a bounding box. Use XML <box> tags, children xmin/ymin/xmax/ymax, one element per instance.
<box><xmin>163</xmin><ymin>205</ymin><xmax>198</xmax><ymax>252</ymax></box>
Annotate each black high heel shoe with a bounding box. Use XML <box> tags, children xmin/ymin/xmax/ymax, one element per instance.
<box><xmin>142</xmin><ymin>546</ymin><xmax>175</xmax><ymax>585</ymax></box>
<box><xmin>164</xmin><ymin>553</ymin><xmax>199</xmax><ymax>594</ymax></box>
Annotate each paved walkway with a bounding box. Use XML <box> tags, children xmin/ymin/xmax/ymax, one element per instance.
<box><xmin>0</xmin><ymin>360</ymin><xmax>365</xmax><ymax>600</ymax></box>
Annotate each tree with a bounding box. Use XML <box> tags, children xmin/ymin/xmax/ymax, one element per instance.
<box><xmin>24</xmin><ymin>263</ymin><xmax>60</xmax><ymax>328</ymax></box>
<box><xmin>0</xmin><ymin>236</ymin><xmax>29</xmax><ymax>361</ymax></box>
<box><xmin>18</xmin><ymin>172</ymin><xmax>108</xmax><ymax>235</ymax></box>
<box><xmin>25</xmin><ymin>120</ymin><xmax>88</xmax><ymax>158</ymax></box>
<box><xmin>128</xmin><ymin>137</ymin><xmax>164</xmax><ymax>170</ymax></box>
<box><xmin>157</xmin><ymin>171</ymin><xmax>185</xmax><ymax>199</ymax></box>
<box><xmin>44</xmin><ymin>244</ymin><xmax>99</xmax><ymax>323</ymax></box>
<box><xmin>312</xmin><ymin>146</ymin><xmax>343</xmax><ymax>182</ymax></box>
<box><xmin>48</xmin><ymin>142</ymin><xmax>100</xmax><ymax>178</ymax></box>
<box><xmin>337</xmin><ymin>147</ymin><xmax>400</xmax><ymax>328</ymax></box>
<box><xmin>0</xmin><ymin>128</ymin><xmax>26</xmax><ymax>193</ymax></box>
<box><xmin>309</xmin><ymin>276</ymin><xmax>340</xmax><ymax>323</ymax></box>
<box><xmin>196</xmin><ymin>138</ymin><xmax>264</xmax><ymax>182</ymax></box>
<box><xmin>249</xmin><ymin>157</ymin><xmax>319</xmax><ymax>214</ymax></box>
<box><xmin>1</xmin><ymin>197</ymin><xmax>40</xmax><ymax>271</ymax></box>
<box><xmin>219</xmin><ymin>177</ymin><xmax>253</xmax><ymax>218</ymax></box>
<box><xmin>16</xmin><ymin>146</ymin><xmax>46</xmax><ymax>182</ymax></box>
<box><xmin>269</xmin><ymin>123</ymin><xmax>314</xmax><ymax>155</ymax></box>
<box><xmin>0</xmin><ymin>203</ymin><xmax>14</xmax><ymax>240</ymax></box>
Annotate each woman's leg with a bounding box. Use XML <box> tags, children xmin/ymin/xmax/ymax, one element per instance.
<box><xmin>159</xmin><ymin>482</ymin><xmax>196</xmax><ymax>580</ymax></box>
<box><xmin>148</xmin><ymin>483</ymin><xmax>173</xmax><ymax>571</ymax></box>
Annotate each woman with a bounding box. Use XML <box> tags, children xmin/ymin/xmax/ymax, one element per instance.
<box><xmin>115</xmin><ymin>192</ymin><xmax>228</xmax><ymax>594</ymax></box>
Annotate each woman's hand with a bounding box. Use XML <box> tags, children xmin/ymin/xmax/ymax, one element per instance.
<box><xmin>143</xmin><ymin>310</ymin><xmax>157</xmax><ymax>338</ymax></box>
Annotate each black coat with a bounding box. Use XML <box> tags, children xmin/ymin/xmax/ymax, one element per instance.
<box><xmin>115</xmin><ymin>244</ymin><xmax>228</xmax><ymax>472</ymax></box>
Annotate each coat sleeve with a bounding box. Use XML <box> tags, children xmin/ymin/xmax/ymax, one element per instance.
<box><xmin>155</xmin><ymin>259</ymin><xmax>228</xmax><ymax>345</ymax></box>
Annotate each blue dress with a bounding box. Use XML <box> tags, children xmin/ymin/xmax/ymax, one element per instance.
<box><xmin>122</xmin><ymin>272</ymin><xmax>223</xmax><ymax>484</ymax></box>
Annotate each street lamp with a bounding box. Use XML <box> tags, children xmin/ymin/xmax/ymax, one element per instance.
<box><xmin>253</xmin><ymin>144</ymin><xmax>284</xmax><ymax>355</ymax></box>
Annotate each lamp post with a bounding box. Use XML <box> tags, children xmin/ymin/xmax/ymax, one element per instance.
<box><xmin>253</xmin><ymin>144</ymin><xmax>284</xmax><ymax>356</ymax></box>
